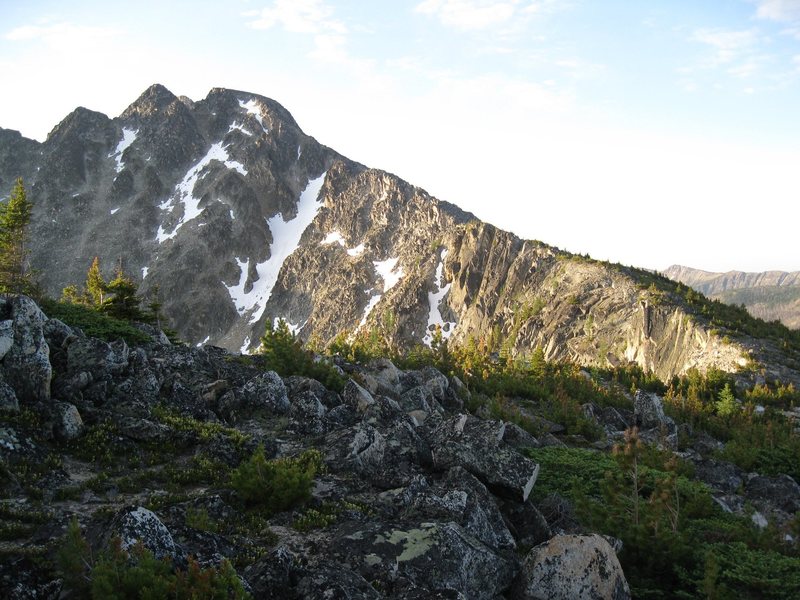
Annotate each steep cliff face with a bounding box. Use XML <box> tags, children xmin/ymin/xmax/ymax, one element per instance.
<box><xmin>1</xmin><ymin>84</ymin><xmax>797</xmax><ymax>383</ymax></box>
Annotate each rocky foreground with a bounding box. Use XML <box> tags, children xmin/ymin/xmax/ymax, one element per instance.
<box><xmin>1</xmin><ymin>294</ymin><xmax>798</xmax><ymax>598</ymax></box>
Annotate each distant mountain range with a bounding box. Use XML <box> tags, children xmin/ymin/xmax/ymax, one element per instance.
<box><xmin>1</xmin><ymin>84</ymin><xmax>798</xmax><ymax>384</ymax></box>
<box><xmin>664</xmin><ymin>265</ymin><xmax>800</xmax><ymax>330</ymax></box>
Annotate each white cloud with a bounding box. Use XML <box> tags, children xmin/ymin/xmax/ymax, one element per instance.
<box><xmin>415</xmin><ymin>0</ymin><xmax>517</xmax><ymax>30</ymax></box>
<box><xmin>754</xmin><ymin>0</ymin><xmax>800</xmax><ymax>22</ymax></box>
<box><xmin>692</xmin><ymin>28</ymin><xmax>758</xmax><ymax>66</ymax></box>
<box><xmin>245</xmin><ymin>0</ymin><xmax>346</xmax><ymax>34</ymax></box>
<box><xmin>5</xmin><ymin>22</ymin><xmax>117</xmax><ymax>46</ymax></box>
<box><xmin>414</xmin><ymin>0</ymin><xmax>563</xmax><ymax>31</ymax></box>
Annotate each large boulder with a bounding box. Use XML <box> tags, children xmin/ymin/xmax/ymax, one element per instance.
<box><xmin>633</xmin><ymin>390</ymin><xmax>669</xmax><ymax>430</ymax></box>
<box><xmin>0</xmin><ymin>295</ymin><xmax>51</xmax><ymax>403</ymax></box>
<box><xmin>238</xmin><ymin>371</ymin><xmax>289</xmax><ymax>414</ymax></box>
<box><xmin>343</xmin><ymin>380</ymin><xmax>376</xmax><ymax>413</ymax></box>
<box><xmin>289</xmin><ymin>390</ymin><xmax>327</xmax><ymax>435</ymax></box>
<box><xmin>425</xmin><ymin>414</ymin><xmax>540</xmax><ymax>502</ymax></box>
<box><xmin>51</xmin><ymin>401</ymin><xmax>84</xmax><ymax>440</ymax></box>
<box><xmin>512</xmin><ymin>534</ymin><xmax>630</xmax><ymax>600</ymax></box>
<box><xmin>334</xmin><ymin>521</ymin><xmax>517</xmax><ymax>599</ymax></box>
<box><xmin>66</xmin><ymin>336</ymin><xmax>129</xmax><ymax>379</ymax></box>
<box><xmin>745</xmin><ymin>474</ymin><xmax>800</xmax><ymax>515</ymax></box>
<box><xmin>106</xmin><ymin>506</ymin><xmax>182</xmax><ymax>562</ymax></box>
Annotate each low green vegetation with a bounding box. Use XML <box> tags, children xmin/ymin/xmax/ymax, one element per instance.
<box><xmin>58</xmin><ymin>518</ymin><xmax>250</xmax><ymax>599</ymax></box>
<box><xmin>526</xmin><ymin>435</ymin><xmax>800</xmax><ymax>599</ymax></box>
<box><xmin>259</xmin><ymin>319</ymin><xmax>346</xmax><ymax>392</ymax></box>
<box><xmin>230</xmin><ymin>446</ymin><xmax>323</xmax><ymax>513</ymax></box>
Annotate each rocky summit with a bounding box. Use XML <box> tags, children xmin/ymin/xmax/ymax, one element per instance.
<box><xmin>2</xmin><ymin>84</ymin><xmax>799</xmax><ymax>385</ymax></box>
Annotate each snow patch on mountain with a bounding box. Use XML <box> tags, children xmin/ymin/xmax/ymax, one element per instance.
<box><xmin>156</xmin><ymin>142</ymin><xmax>248</xmax><ymax>243</ymax></box>
<box><xmin>228</xmin><ymin>122</ymin><xmax>253</xmax><ymax>136</ymax></box>
<box><xmin>423</xmin><ymin>249</ymin><xmax>456</xmax><ymax>347</ymax></box>
<box><xmin>109</xmin><ymin>128</ymin><xmax>138</xmax><ymax>173</ymax></box>
<box><xmin>141</xmin><ymin>267</ymin><xmax>149</xmax><ymax>279</ymax></box>
<box><xmin>374</xmin><ymin>258</ymin><xmax>403</xmax><ymax>292</ymax></box>
<box><xmin>225</xmin><ymin>172</ymin><xmax>328</xmax><ymax>324</ymax></box>
<box><xmin>110</xmin><ymin>207</ymin><xmax>120</xmax><ymax>215</ymax></box>
<box><xmin>356</xmin><ymin>292</ymin><xmax>382</xmax><ymax>333</ymax></box>
<box><xmin>321</xmin><ymin>232</ymin><xmax>366</xmax><ymax>256</ymax></box>
<box><xmin>322</xmin><ymin>231</ymin><xmax>346</xmax><ymax>246</ymax></box>
<box><xmin>239</xmin><ymin>99</ymin><xmax>268</xmax><ymax>133</ymax></box>
<box><xmin>273</xmin><ymin>317</ymin><xmax>306</xmax><ymax>336</ymax></box>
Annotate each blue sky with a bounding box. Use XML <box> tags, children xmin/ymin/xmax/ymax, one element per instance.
<box><xmin>2</xmin><ymin>0</ymin><xmax>799</xmax><ymax>272</ymax></box>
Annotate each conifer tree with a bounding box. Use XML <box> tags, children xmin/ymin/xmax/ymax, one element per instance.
<box><xmin>85</xmin><ymin>256</ymin><xmax>106</xmax><ymax>306</ymax></box>
<box><xmin>0</xmin><ymin>178</ymin><xmax>34</xmax><ymax>295</ymax></box>
<box><xmin>715</xmin><ymin>383</ymin><xmax>738</xmax><ymax>417</ymax></box>
<box><xmin>102</xmin><ymin>268</ymin><xmax>143</xmax><ymax>321</ymax></box>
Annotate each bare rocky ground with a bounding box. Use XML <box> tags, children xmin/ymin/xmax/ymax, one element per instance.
<box><xmin>1</xmin><ymin>295</ymin><xmax>797</xmax><ymax>598</ymax></box>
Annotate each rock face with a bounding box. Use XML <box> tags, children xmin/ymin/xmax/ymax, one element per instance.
<box><xmin>1</xmin><ymin>84</ymin><xmax>797</xmax><ymax>383</ymax></box>
<box><xmin>0</xmin><ymin>296</ymin><xmax>51</xmax><ymax>403</ymax></box>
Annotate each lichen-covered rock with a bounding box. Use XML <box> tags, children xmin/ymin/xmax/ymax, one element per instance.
<box><xmin>425</xmin><ymin>414</ymin><xmax>540</xmax><ymax>502</ymax></box>
<box><xmin>238</xmin><ymin>370</ymin><xmax>289</xmax><ymax>413</ymax></box>
<box><xmin>399</xmin><ymin>386</ymin><xmax>432</xmax><ymax>413</ymax></box>
<box><xmin>0</xmin><ymin>320</ymin><xmax>13</xmax><ymax>360</ymax></box>
<box><xmin>359</xmin><ymin>521</ymin><xmax>518</xmax><ymax>599</ymax></box>
<box><xmin>290</xmin><ymin>390</ymin><xmax>327</xmax><ymax>435</ymax></box>
<box><xmin>116</xmin><ymin>416</ymin><xmax>172</xmax><ymax>442</ymax></box>
<box><xmin>0</xmin><ymin>295</ymin><xmax>51</xmax><ymax>403</ymax></box>
<box><xmin>499</xmin><ymin>498</ymin><xmax>552</xmax><ymax>549</ymax></box>
<box><xmin>745</xmin><ymin>474</ymin><xmax>800</xmax><ymax>514</ymax></box>
<box><xmin>419</xmin><ymin>366</ymin><xmax>449</xmax><ymax>402</ymax></box>
<box><xmin>0</xmin><ymin>380</ymin><xmax>18</xmax><ymax>412</ymax></box>
<box><xmin>344</xmin><ymin>379</ymin><xmax>376</xmax><ymax>413</ymax></box>
<box><xmin>42</xmin><ymin>317</ymin><xmax>77</xmax><ymax>350</ymax></box>
<box><xmin>107</xmin><ymin>506</ymin><xmax>181</xmax><ymax>561</ymax></box>
<box><xmin>511</xmin><ymin>534</ymin><xmax>630</xmax><ymax>600</ymax></box>
<box><xmin>692</xmin><ymin>457</ymin><xmax>744</xmax><ymax>495</ymax></box>
<box><xmin>51</xmin><ymin>401</ymin><xmax>84</xmax><ymax>440</ymax></box>
<box><xmin>245</xmin><ymin>545</ymin><xmax>300</xmax><ymax>599</ymax></box>
<box><xmin>66</xmin><ymin>336</ymin><xmax>129</xmax><ymax>379</ymax></box>
<box><xmin>360</xmin><ymin>358</ymin><xmax>402</xmax><ymax>398</ymax></box>
<box><xmin>296</xmin><ymin>564</ymin><xmax>382</xmax><ymax>599</ymax></box>
<box><xmin>633</xmin><ymin>390</ymin><xmax>670</xmax><ymax>430</ymax></box>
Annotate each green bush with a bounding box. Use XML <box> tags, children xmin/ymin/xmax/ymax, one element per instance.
<box><xmin>229</xmin><ymin>446</ymin><xmax>323</xmax><ymax>512</ymax></box>
<box><xmin>260</xmin><ymin>319</ymin><xmax>345</xmax><ymax>392</ymax></box>
<box><xmin>702</xmin><ymin>542</ymin><xmax>800</xmax><ymax>599</ymax></box>
<box><xmin>57</xmin><ymin>520</ymin><xmax>249</xmax><ymax>599</ymax></box>
<box><xmin>40</xmin><ymin>298</ymin><xmax>151</xmax><ymax>344</ymax></box>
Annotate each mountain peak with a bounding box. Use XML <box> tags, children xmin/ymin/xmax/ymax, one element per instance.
<box><xmin>121</xmin><ymin>83</ymin><xmax>180</xmax><ymax>120</ymax></box>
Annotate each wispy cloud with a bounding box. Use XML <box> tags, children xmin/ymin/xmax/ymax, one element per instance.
<box><xmin>754</xmin><ymin>0</ymin><xmax>800</xmax><ymax>22</ymax></box>
<box><xmin>245</xmin><ymin>0</ymin><xmax>346</xmax><ymax>34</ymax></box>
<box><xmin>691</xmin><ymin>28</ymin><xmax>759</xmax><ymax>68</ymax></box>
<box><xmin>245</xmin><ymin>0</ymin><xmax>373</xmax><ymax>70</ymax></box>
<box><xmin>414</xmin><ymin>0</ymin><xmax>565</xmax><ymax>32</ymax></box>
<box><xmin>5</xmin><ymin>22</ymin><xmax>117</xmax><ymax>44</ymax></box>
